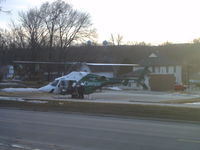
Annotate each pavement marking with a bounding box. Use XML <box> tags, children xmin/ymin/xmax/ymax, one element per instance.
<box><xmin>177</xmin><ymin>139</ymin><xmax>200</xmax><ymax>144</ymax></box>
<box><xmin>11</xmin><ymin>144</ymin><xmax>27</xmax><ymax>149</ymax></box>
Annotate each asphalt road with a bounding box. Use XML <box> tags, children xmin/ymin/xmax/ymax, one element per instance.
<box><xmin>0</xmin><ymin>109</ymin><xmax>200</xmax><ymax>150</ymax></box>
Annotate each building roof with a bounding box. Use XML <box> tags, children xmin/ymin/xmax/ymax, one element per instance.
<box><xmin>122</xmin><ymin>67</ymin><xmax>151</xmax><ymax>78</ymax></box>
<box><xmin>139</xmin><ymin>52</ymin><xmax>179</xmax><ymax>66</ymax></box>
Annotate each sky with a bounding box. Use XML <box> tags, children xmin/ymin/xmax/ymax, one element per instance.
<box><xmin>1</xmin><ymin>0</ymin><xmax>200</xmax><ymax>45</ymax></box>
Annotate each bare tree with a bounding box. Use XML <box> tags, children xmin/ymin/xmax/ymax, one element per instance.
<box><xmin>0</xmin><ymin>28</ymin><xmax>7</xmax><ymax>49</ymax></box>
<box><xmin>61</xmin><ymin>11</ymin><xmax>96</xmax><ymax>47</ymax></box>
<box><xmin>9</xmin><ymin>21</ymin><xmax>27</xmax><ymax>48</ymax></box>
<box><xmin>110</xmin><ymin>34</ymin><xmax>115</xmax><ymax>45</ymax></box>
<box><xmin>116</xmin><ymin>34</ymin><xmax>123</xmax><ymax>46</ymax></box>
<box><xmin>37</xmin><ymin>0</ymin><xmax>94</xmax><ymax>79</ymax></box>
<box><xmin>39</xmin><ymin>1</ymin><xmax>64</xmax><ymax>48</ymax></box>
<box><xmin>109</xmin><ymin>34</ymin><xmax>123</xmax><ymax>46</ymax></box>
<box><xmin>11</xmin><ymin>0</ymin><xmax>96</xmax><ymax>49</ymax></box>
<box><xmin>39</xmin><ymin>0</ymin><xmax>96</xmax><ymax>48</ymax></box>
<box><xmin>0</xmin><ymin>28</ymin><xmax>18</xmax><ymax>49</ymax></box>
<box><xmin>18</xmin><ymin>8</ymin><xmax>46</xmax><ymax>49</ymax></box>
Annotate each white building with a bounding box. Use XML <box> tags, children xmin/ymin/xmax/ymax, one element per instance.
<box><xmin>134</xmin><ymin>52</ymin><xmax>182</xmax><ymax>84</ymax></box>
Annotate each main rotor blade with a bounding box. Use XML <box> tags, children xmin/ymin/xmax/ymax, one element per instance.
<box><xmin>13</xmin><ymin>61</ymin><xmax>76</xmax><ymax>65</ymax></box>
<box><xmin>86</xmin><ymin>63</ymin><xmax>139</xmax><ymax>66</ymax></box>
<box><xmin>13</xmin><ymin>61</ymin><xmax>139</xmax><ymax>66</ymax></box>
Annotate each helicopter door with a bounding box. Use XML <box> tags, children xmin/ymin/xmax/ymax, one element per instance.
<box><xmin>58</xmin><ymin>80</ymin><xmax>68</xmax><ymax>94</ymax></box>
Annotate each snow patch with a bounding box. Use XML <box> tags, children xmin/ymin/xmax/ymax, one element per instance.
<box><xmin>0</xmin><ymin>96</ymin><xmax>48</xmax><ymax>104</ymax></box>
<box><xmin>0</xmin><ymin>82</ymin><xmax>19</xmax><ymax>85</ymax></box>
<box><xmin>106</xmin><ymin>87</ymin><xmax>122</xmax><ymax>91</ymax></box>
<box><xmin>0</xmin><ymin>96</ymin><xmax>24</xmax><ymax>101</ymax></box>
<box><xmin>128</xmin><ymin>92</ymin><xmax>200</xmax><ymax>100</ymax></box>
<box><xmin>11</xmin><ymin>144</ymin><xmax>27</xmax><ymax>149</ymax></box>
<box><xmin>1</xmin><ymin>88</ymin><xmax>39</xmax><ymax>92</ymax></box>
<box><xmin>165</xmin><ymin>93</ymin><xmax>200</xmax><ymax>100</ymax></box>
<box><xmin>27</xmin><ymin>100</ymin><xmax>48</xmax><ymax>104</ymax></box>
<box><xmin>186</xmin><ymin>102</ymin><xmax>200</xmax><ymax>105</ymax></box>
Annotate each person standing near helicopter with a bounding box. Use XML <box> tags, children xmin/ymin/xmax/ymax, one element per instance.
<box><xmin>77</xmin><ymin>82</ymin><xmax>85</xmax><ymax>99</ymax></box>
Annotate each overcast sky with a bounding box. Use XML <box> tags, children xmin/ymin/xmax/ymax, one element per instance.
<box><xmin>1</xmin><ymin>0</ymin><xmax>200</xmax><ymax>45</ymax></box>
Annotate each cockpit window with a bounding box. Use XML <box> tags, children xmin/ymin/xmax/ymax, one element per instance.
<box><xmin>51</xmin><ymin>80</ymin><xmax>59</xmax><ymax>86</ymax></box>
<box><xmin>60</xmin><ymin>80</ymin><xmax>67</xmax><ymax>87</ymax></box>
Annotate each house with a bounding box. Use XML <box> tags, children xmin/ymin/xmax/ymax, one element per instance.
<box><xmin>129</xmin><ymin>52</ymin><xmax>185</xmax><ymax>91</ymax></box>
<box><xmin>134</xmin><ymin>52</ymin><xmax>182</xmax><ymax>85</ymax></box>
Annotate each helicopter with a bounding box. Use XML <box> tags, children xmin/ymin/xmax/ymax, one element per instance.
<box><xmin>13</xmin><ymin>61</ymin><xmax>148</xmax><ymax>98</ymax></box>
<box><xmin>39</xmin><ymin>71</ymin><xmax>123</xmax><ymax>98</ymax></box>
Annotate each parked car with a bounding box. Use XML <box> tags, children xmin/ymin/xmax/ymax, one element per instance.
<box><xmin>174</xmin><ymin>84</ymin><xmax>187</xmax><ymax>91</ymax></box>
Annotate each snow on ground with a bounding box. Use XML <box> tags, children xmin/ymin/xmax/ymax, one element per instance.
<box><xmin>0</xmin><ymin>82</ymin><xmax>19</xmax><ymax>85</ymax></box>
<box><xmin>27</xmin><ymin>100</ymin><xmax>48</xmax><ymax>104</ymax></box>
<box><xmin>0</xmin><ymin>96</ymin><xmax>48</xmax><ymax>104</ymax></box>
<box><xmin>0</xmin><ymin>96</ymin><xmax>24</xmax><ymax>101</ymax></box>
<box><xmin>186</xmin><ymin>102</ymin><xmax>200</xmax><ymax>105</ymax></box>
<box><xmin>106</xmin><ymin>87</ymin><xmax>122</xmax><ymax>91</ymax></box>
<box><xmin>132</xmin><ymin>92</ymin><xmax>200</xmax><ymax>100</ymax></box>
<box><xmin>1</xmin><ymin>86</ymin><xmax>200</xmax><ymax>104</ymax></box>
<box><xmin>0</xmin><ymin>88</ymin><xmax>39</xmax><ymax>92</ymax></box>
<box><xmin>90</xmin><ymin>90</ymin><xmax>200</xmax><ymax>103</ymax></box>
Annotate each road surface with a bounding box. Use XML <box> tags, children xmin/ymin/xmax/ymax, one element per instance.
<box><xmin>0</xmin><ymin>108</ymin><xmax>200</xmax><ymax>150</ymax></box>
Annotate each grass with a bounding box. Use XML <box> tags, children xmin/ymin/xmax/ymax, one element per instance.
<box><xmin>1</xmin><ymin>99</ymin><xmax>200</xmax><ymax>122</ymax></box>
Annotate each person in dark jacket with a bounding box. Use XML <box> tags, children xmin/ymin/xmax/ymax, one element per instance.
<box><xmin>71</xmin><ymin>81</ymin><xmax>78</xmax><ymax>98</ymax></box>
<box><xmin>77</xmin><ymin>82</ymin><xmax>85</xmax><ymax>99</ymax></box>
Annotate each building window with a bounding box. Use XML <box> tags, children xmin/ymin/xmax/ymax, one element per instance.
<box><xmin>174</xmin><ymin>66</ymin><xmax>176</xmax><ymax>73</ymax></box>
<box><xmin>158</xmin><ymin>66</ymin><xmax>160</xmax><ymax>73</ymax></box>
<box><xmin>152</xmin><ymin>66</ymin><xmax>155</xmax><ymax>73</ymax></box>
<box><xmin>166</xmin><ymin>66</ymin><xmax>169</xmax><ymax>73</ymax></box>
